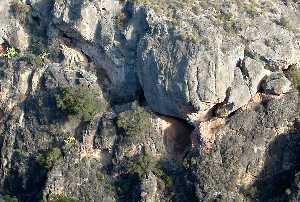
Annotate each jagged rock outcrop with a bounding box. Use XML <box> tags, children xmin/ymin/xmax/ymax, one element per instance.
<box><xmin>0</xmin><ymin>0</ymin><xmax>31</xmax><ymax>51</ymax></box>
<box><xmin>262</xmin><ymin>72</ymin><xmax>292</xmax><ymax>95</ymax></box>
<box><xmin>0</xmin><ymin>1</ymin><xmax>300</xmax><ymax>202</ymax></box>
<box><xmin>50</xmin><ymin>0</ymin><xmax>146</xmax><ymax>102</ymax></box>
<box><xmin>137</xmin><ymin>1</ymin><xmax>300</xmax><ymax>120</ymax></box>
<box><xmin>0</xmin><ymin>50</ymin><xmax>108</xmax><ymax>201</ymax></box>
<box><xmin>43</xmin><ymin>115</ymin><xmax>116</xmax><ymax>202</ymax></box>
<box><xmin>184</xmin><ymin>91</ymin><xmax>300</xmax><ymax>201</ymax></box>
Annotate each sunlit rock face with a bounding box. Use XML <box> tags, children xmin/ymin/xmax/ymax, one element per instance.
<box><xmin>51</xmin><ymin>0</ymin><xmax>144</xmax><ymax>103</ymax></box>
<box><xmin>0</xmin><ymin>1</ymin><xmax>300</xmax><ymax>202</ymax></box>
<box><xmin>136</xmin><ymin>1</ymin><xmax>300</xmax><ymax>120</ymax></box>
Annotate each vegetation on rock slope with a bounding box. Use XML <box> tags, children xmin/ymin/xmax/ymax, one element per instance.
<box><xmin>55</xmin><ymin>86</ymin><xmax>106</xmax><ymax>122</ymax></box>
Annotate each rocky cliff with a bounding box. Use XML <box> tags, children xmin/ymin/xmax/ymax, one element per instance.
<box><xmin>0</xmin><ymin>0</ymin><xmax>299</xmax><ymax>202</ymax></box>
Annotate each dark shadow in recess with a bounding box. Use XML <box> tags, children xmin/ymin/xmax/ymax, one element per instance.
<box><xmin>3</xmin><ymin>150</ymin><xmax>48</xmax><ymax>202</ymax></box>
<box><xmin>244</xmin><ymin>120</ymin><xmax>300</xmax><ymax>201</ymax></box>
<box><xmin>158</xmin><ymin>159</ymin><xmax>199</xmax><ymax>202</ymax></box>
<box><xmin>161</xmin><ymin>116</ymin><xmax>194</xmax><ymax>161</ymax></box>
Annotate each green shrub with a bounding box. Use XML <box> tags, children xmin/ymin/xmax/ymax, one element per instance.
<box><xmin>96</xmin><ymin>171</ymin><xmax>116</xmax><ymax>194</ymax></box>
<box><xmin>37</xmin><ymin>147</ymin><xmax>62</xmax><ymax>169</ymax></box>
<box><xmin>55</xmin><ymin>86</ymin><xmax>105</xmax><ymax>122</ymax></box>
<box><xmin>2</xmin><ymin>195</ymin><xmax>18</xmax><ymax>202</ymax></box>
<box><xmin>128</xmin><ymin>154</ymin><xmax>173</xmax><ymax>187</ymax></box>
<box><xmin>115</xmin><ymin>154</ymin><xmax>173</xmax><ymax>197</ymax></box>
<box><xmin>48</xmin><ymin>194</ymin><xmax>79</xmax><ymax>202</ymax></box>
<box><xmin>3</xmin><ymin>47</ymin><xmax>18</xmax><ymax>59</ymax></box>
<box><xmin>117</xmin><ymin>102</ymin><xmax>151</xmax><ymax>136</ymax></box>
<box><xmin>128</xmin><ymin>154</ymin><xmax>155</xmax><ymax>178</ymax></box>
<box><xmin>284</xmin><ymin>64</ymin><xmax>300</xmax><ymax>89</ymax></box>
<box><xmin>27</xmin><ymin>50</ymin><xmax>49</xmax><ymax>68</ymax></box>
<box><xmin>215</xmin><ymin>12</ymin><xmax>239</xmax><ymax>33</ymax></box>
<box><xmin>152</xmin><ymin>164</ymin><xmax>173</xmax><ymax>188</ymax></box>
<box><xmin>48</xmin><ymin>37</ymin><xmax>62</xmax><ymax>59</ymax></box>
<box><xmin>64</xmin><ymin>136</ymin><xmax>76</xmax><ymax>147</ymax></box>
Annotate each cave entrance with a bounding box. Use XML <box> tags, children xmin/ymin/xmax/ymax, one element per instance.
<box><xmin>160</xmin><ymin>116</ymin><xmax>194</xmax><ymax>161</ymax></box>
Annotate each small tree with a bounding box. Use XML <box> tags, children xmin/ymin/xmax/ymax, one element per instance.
<box><xmin>55</xmin><ymin>86</ymin><xmax>105</xmax><ymax>122</ymax></box>
<box><xmin>117</xmin><ymin>102</ymin><xmax>152</xmax><ymax>136</ymax></box>
<box><xmin>127</xmin><ymin>154</ymin><xmax>173</xmax><ymax>187</ymax></box>
<box><xmin>128</xmin><ymin>154</ymin><xmax>155</xmax><ymax>178</ymax></box>
<box><xmin>37</xmin><ymin>147</ymin><xmax>62</xmax><ymax>169</ymax></box>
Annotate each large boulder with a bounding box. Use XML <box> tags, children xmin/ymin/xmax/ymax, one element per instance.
<box><xmin>262</xmin><ymin>72</ymin><xmax>292</xmax><ymax>95</ymax></box>
<box><xmin>137</xmin><ymin>1</ymin><xmax>300</xmax><ymax>120</ymax></box>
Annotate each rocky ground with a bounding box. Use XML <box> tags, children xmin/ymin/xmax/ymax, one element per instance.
<box><xmin>0</xmin><ymin>0</ymin><xmax>299</xmax><ymax>201</ymax></box>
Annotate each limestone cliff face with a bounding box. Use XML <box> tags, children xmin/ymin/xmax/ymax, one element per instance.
<box><xmin>0</xmin><ymin>0</ymin><xmax>299</xmax><ymax>202</ymax></box>
<box><xmin>186</xmin><ymin>91</ymin><xmax>300</xmax><ymax>201</ymax></box>
<box><xmin>136</xmin><ymin>0</ymin><xmax>300</xmax><ymax>120</ymax></box>
<box><xmin>51</xmin><ymin>0</ymin><xmax>145</xmax><ymax>103</ymax></box>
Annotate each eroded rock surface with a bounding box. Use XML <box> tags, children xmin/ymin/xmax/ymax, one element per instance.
<box><xmin>185</xmin><ymin>91</ymin><xmax>300</xmax><ymax>201</ymax></box>
<box><xmin>262</xmin><ymin>72</ymin><xmax>292</xmax><ymax>95</ymax></box>
<box><xmin>0</xmin><ymin>0</ymin><xmax>300</xmax><ymax>202</ymax></box>
<box><xmin>137</xmin><ymin>1</ymin><xmax>300</xmax><ymax>119</ymax></box>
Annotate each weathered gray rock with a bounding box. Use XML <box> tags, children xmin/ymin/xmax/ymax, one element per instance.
<box><xmin>0</xmin><ymin>58</ymin><xmax>109</xmax><ymax>201</ymax></box>
<box><xmin>136</xmin><ymin>2</ymin><xmax>300</xmax><ymax>119</ymax></box>
<box><xmin>262</xmin><ymin>72</ymin><xmax>292</xmax><ymax>95</ymax></box>
<box><xmin>215</xmin><ymin>57</ymin><xmax>271</xmax><ymax>116</ymax></box>
<box><xmin>137</xmin><ymin>27</ymin><xmax>241</xmax><ymax>118</ymax></box>
<box><xmin>140</xmin><ymin>172</ymin><xmax>157</xmax><ymax>202</ymax></box>
<box><xmin>52</xmin><ymin>0</ymin><xmax>118</xmax><ymax>45</ymax></box>
<box><xmin>51</xmin><ymin>0</ymin><xmax>144</xmax><ymax>102</ymax></box>
<box><xmin>0</xmin><ymin>0</ymin><xmax>30</xmax><ymax>50</ymax></box>
<box><xmin>185</xmin><ymin>91</ymin><xmax>300</xmax><ymax>201</ymax></box>
<box><xmin>43</xmin><ymin>152</ymin><xmax>116</xmax><ymax>202</ymax></box>
<box><xmin>1</xmin><ymin>1</ymin><xmax>300</xmax><ymax>202</ymax></box>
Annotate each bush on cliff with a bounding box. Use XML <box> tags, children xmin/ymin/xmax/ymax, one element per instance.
<box><xmin>117</xmin><ymin>102</ymin><xmax>152</xmax><ymax>136</ymax></box>
<box><xmin>55</xmin><ymin>86</ymin><xmax>105</xmax><ymax>122</ymax></box>
<box><xmin>37</xmin><ymin>147</ymin><xmax>62</xmax><ymax>169</ymax></box>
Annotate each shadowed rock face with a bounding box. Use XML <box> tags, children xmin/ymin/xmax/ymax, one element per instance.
<box><xmin>162</xmin><ymin>117</ymin><xmax>193</xmax><ymax>160</ymax></box>
<box><xmin>249</xmin><ymin>121</ymin><xmax>300</xmax><ymax>201</ymax></box>
<box><xmin>184</xmin><ymin>91</ymin><xmax>300</xmax><ymax>201</ymax></box>
<box><xmin>0</xmin><ymin>0</ymin><xmax>299</xmax><ymax>202</ymax></box>
<box><xmin>150</xmin><ymin>115</ymin><xmax>194</xmax><ymax>160</ymax></box>
<box><xmin>51</xmin><ymin>0</ymin><xmax>147</xmax><ymax>103</ymax></box>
